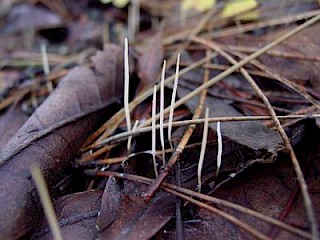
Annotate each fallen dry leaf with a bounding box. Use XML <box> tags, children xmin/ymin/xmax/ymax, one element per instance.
<box><xmin>0</xmin><ymin>44</ymin><xmax>124</xmax><ymax>239</ymax></box>
<box><xmin>34</xmin><ymin>190</ymin><xmax>103</xmax><ymax>240</ymax></box>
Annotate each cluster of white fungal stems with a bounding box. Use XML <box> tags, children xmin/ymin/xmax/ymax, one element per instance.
<box><xmin>123</xmin><ymin>38</ymin><xmax>222</xmax><ymax>191</ymax></box>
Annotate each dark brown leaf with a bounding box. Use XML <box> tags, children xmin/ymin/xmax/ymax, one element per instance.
<box><xmin>96</xmin><ymin>177</ymin><xmax>122</xmax><ymax>231</ymax></box>
<box><xmin>34</xmin><ymin>190</ymin><xmax>102</xmax><ymax>240</ymax></box>
<box><xmin>177</xmin><ymin>86</ymin><xmax>282</xmax><ymax>152</ymax></box>
<box><xmin>99</xmin><ymin>180</ymin><xmax>175</xmax><ymax>240</ymax></box>
<box><xmin>0</xmin><ymin>44</ymin><xmax>124</xmax><ymax>239</ymax></box>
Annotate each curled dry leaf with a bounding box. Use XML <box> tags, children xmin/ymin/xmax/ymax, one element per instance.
<box><xmin>98</xmin><ymin>180</ymin><xmax>175</xmax><ymax>240</ymax></box>
<box><xmin>0</xmin><ymin>44</ymin><xmax>124</xmax><ymax>239</ymax></box>
<box><xmin>34</xmin><ymin>178</ymin><xmax>175</xmax><ymax>240</ymax></box>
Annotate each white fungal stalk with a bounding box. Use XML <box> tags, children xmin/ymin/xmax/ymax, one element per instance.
<box><xmin>41</xmin><ymin>43</ymin><xmax>53</xmax><ymax>93</ymax></box>
<box><xmin>152</xmin><ymin>86</ymin><xmax>158</xmax><ymax>177</ymax></box>
<box><xmin>128</xmin><ymin>0</ymin><xmax>140</xmax><ymax>40</ymax></box>
<box><xmin>168</xmin><ymin>53</ymin><xmax>180</xmax><ymax>147</ymax></box>
<box><xmin>41</xmin><ymin>43</ymin><xmax>50</xmax><ymax>75</ymax></box>
<box><xmin>160</xmin><ymin>60</ymin><xmax>166</xmax><ymax>167</ymax></box>
<box><xmin>197</xmin><ymin>107</ymin><xmax>209</xmax><ymax>193</ymax></box>
<box><xmin>216</xmin><ymin>121</ymin><xmax>222</xmax><ymax>176</ymax></box>
<box><xmin>124</xmin><ymin>38</ymin><xmax>132</xmax><ymax>151</ymax></box>
<box><xmin>127</xmin><ymin>120</ymin><xmax>139</xmax><ymax>152</ymax></box>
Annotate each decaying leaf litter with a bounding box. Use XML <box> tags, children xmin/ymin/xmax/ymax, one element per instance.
<box><xmin>0</xmin><ymin>0</ymin><xmax>320</xmax><ymax>239</ymax></box>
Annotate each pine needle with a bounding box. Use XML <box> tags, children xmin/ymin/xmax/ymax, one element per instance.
<box><xmin>31</xmin><ymin>165</ymin><xmax>63</xmax><ymax>240</ymax></box>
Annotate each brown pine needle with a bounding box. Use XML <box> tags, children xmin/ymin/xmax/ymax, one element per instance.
<box><xmin>191</xmin><ymin>37</ymin><xmax>319</xmax><ymax>239</ymax></box>
<box><xmin>31</xmin><ymin>165</ymin><xmax>63</xmax><ymax>240</ymax></box>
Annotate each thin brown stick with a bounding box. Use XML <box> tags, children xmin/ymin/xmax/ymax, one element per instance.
<box><xmin>191</xmin><ymin>37</ymin><xmax>319</xmax><ymax>239</ymax></box>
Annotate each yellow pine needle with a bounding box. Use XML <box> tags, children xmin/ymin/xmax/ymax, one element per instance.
<box><xmin>31</xmin><ymin>165</ymin><xmax>63</xmax><ymax>240</ymax></box>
